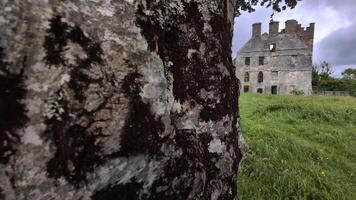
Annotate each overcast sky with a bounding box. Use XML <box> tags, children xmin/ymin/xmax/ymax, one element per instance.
<box><xmin>232</xmin><ymin>0</ymin><xmax>356</xmax><ymax>77</ymax></box>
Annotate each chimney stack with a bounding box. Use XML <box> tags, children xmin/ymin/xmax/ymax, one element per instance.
<box><xmin>285</xmin><ymin>20</ymin><xmax>298</xmax><ymax>33</ymax></box>
<box><xmin>308</xmin><ymin>23</ymin><xmax>315</xmax><ymax>33</ymax></box>
<box><xmin>269</xmin><ymin>21</ymin><xmax>279</xmax><ymax>35</ymax></box>
<box><xmin>252</xmin><ymin>22</ymin><xmax>262</xmax><ymax>38</ymax></box>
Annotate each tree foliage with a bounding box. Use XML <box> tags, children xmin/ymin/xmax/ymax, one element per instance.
<box><xmin>342</xmin><ymin>68</ymin><xmax>356</xmax><ymax>79</ymax></box>
<box><xmin>234</xmin><ymin>0</ymin><xmax>300</xmax><ymax>18</ymax></box>
<box><xmin>312</xmin><ymin>62</ymin><xmax>356</xmax><ymax>96</ymax></box>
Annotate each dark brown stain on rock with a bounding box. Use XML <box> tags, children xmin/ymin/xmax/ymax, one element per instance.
<box><xmin>91</xmin><ymin>179</ymin><xmax>144</xmax><ymax>200</ymax></box>
<box><xmin>43</xmin><ymin>16</ymin><xmax>109</xmax><ymax>187</ymax></box>
<box><xmin>136</xmin><ymin>1</ymin><xmax>240</xmax><ymax>122</ymax></box>
<box><xmin>44</xmin><ymin>89</ymin><xmax>107</xmax><ymax>187</ymax></box>
<box><xmin>43</xmin><ymin>14</ymin><xmax>166</xmax><ymax>189</ymax></box>
<box><xmin>43</xmin><ymin>16</ymin><xmax>69</xmax><ymax>66</ymax></box>
<box><xmin>91</xmin><ymin>65</ymin><xmax>166</xmax><ymax>197</ymax></box>
<box><xmin>136</xmin><ymin>1</ymin><xmax>242</xmax><ymax>198</ymax></box>
<box><xmin>0</xmin><ymin>46</ymin><xmax>28</xmax><ymax>164</ymax></box>
<box><xmin>67</xmin><ymin>25</ymin><xmax>104</xmax><ymax>102</ymax></box>
<box><xmin>148</xmin><ymin>128</ymin><xmax>223</xmax><ymax>199</ymax></box>
<box><xmin>119</xmin><ymin>71</ymin><xmax>165</xmax><ymax>156</ymax></box>
<box><xmin>44</xmin><ymin>16</ymin><xmax>104</xmax><ymax>101</ymax></box>
<box><xmin>0</xmin><ymin>187</ymin><xmax>4</xmax><ymax>200</ymax></box>
<box><xmin>159</xmin><ymin>129</ymin><xmax>204</xmax><ymax>199</ymax></box>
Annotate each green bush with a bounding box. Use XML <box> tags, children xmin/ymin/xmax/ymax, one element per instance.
<box><xmin>350</xmin><ymin>89</ymin><xmax>356</xmax><ymax>97</ymax></box>
<box><xmin>290</xmin><ymin>89</ymin><xmax>304</xmax><ymax>95</ymax></box>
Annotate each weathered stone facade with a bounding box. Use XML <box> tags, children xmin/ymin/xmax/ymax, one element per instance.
<box><xmin>235</xmin><ymin>20</ymin><xmax>314</xmax><ymax>95</ymax></box>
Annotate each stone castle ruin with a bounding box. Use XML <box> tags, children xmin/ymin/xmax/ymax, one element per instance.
<box><xmin>235</xmin><ymin>20</ymin><xmax>315</xmax><ymax>95</ymax></box>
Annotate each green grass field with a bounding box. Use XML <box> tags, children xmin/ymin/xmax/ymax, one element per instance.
<box><xmin>237</xmin><ymin>94</ymin><xmax>356</xmax><ymax>200</ymax></box>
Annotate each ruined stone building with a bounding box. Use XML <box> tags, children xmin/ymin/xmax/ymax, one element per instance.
<box><xmin>235</xmin><ymin>20</ymin><xmax>315</xmax><ymax>95</ymax></box>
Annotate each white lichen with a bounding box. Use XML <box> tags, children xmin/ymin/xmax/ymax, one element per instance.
<box><xmin>60</xmin><ymin>73</ymin><xmax>71</xmax><ymax>85</ymax></box>
<box><xmin>208</xmin><ymin>138</ymin><xmax>226</xmax><ymax>154</ymax></box>
<box><xmin>44</xmin><ymin>92</ymin><xmax>65</xmax><ymax>121</ymax></box>
<box><xmin>22</xmin><ymin>125</ymin><xmax>43</xmax><ymax>146</ymax></box>
<box><xmin>97</xmin><ymin>5</ymin><xmax>116</xmax><ymax>17</ymax></box>
<box><xmin>124</xmin><ymin>0</ymin><xmax>135</xmax><ymax>4</ymax></box>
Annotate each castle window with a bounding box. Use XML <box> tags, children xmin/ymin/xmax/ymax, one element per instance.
<box><xmin>245</xmin><ymin>57</ymin><xmax>250</xmax><ymax>65</ymax></box>
<box><xmin>272</xmin><ymin>71</ymin><xmax>278</xmax><ymax>81</ymax></box>
<box><xmin>259</xmin><ymin>56</ymin><xmax>265</xmax><ymax>65</ymax></box>
<box><xmin>243</xmin><ymin>86</ymin><xmax>249</xmax><ymax>93</ymax></box>
<box><xmin>291</xmin><ymin>55</ymin><xmax>298</xmax><ymax>67</ymax></box>
<box><xmin>257</xmin><ymin>88</ymin><xmax>263</xmax><ymax>93</ymax></box>
<box><xmin>271</xmin><ymin>86</ymin><xmax>278</xmax><ymax>94</ymax></box>
<box><xmin>270</xmin><ymin>43</ymin><xmax>276</xmax><ymax>52</ymax></box>
<box><xmin>258</xmin><ymin>72</ymin><xmax>263</xmax><ymax>83</ymax></box>
<box><xmin>264</xmin><ymin>42</ymin><xmax>269</xmax><ymax>49</ymax></box>
<box><xmin>244</xmin><ymin>72</ymin><xmax>250</xmax><ymax>82</ymax></box>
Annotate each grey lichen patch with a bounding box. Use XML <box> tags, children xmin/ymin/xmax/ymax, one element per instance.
<box><xmin>208</xmin><ymin>138</ymin><xmax>226</xmax><ymax>154</ymax></box>
<box><xmin>146</xmin><ymin>128</ymin><xmax>217</xmax><ymax>199</ymax></box>
<box><xmin>136</xmin><ymin>0</ymin><xmax>243</xmax><ymax>199</ymax></box>
<box><xmin>1</xmin><ymin>0</ymin><xmax>243</xmax><ymax>199</ymax></box>
<box><xmin>91</xmin><ymin>155</ymin><xmax>162</xmax><ymax>199</ymax></box>
<box><xmin>0</xmin><ymin>169</ymin><xmax>15</xmax><ymax>200</ymax></box>
<box><xmin>136</xmin><ymin>0</ymin><xmax>239</xmax><ymax>122</ymax></box>
<box><xmin>84</xmin><ymin>83</ymin><xmax>106</xmax><ymax>112</ymax></box>
<box><xmin>138</xmin><ymin>53</ymin><xmax>170</xmax><ymax>117</ymax></box>
<box><xmin>22</xmin><ymin>125</ymin><xmax>43</xmax><ymax>146</ymax></box>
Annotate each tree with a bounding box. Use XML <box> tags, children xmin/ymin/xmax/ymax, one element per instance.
<box><xmin>319</xmin><ymin>61</ymin><xmax>334</xmax><ymax>79</ymax></box>
<box><xmin>312</xmin><ymin>64</ymin><xmax>320</xmax><ymax>86</ymax></box>
<box><xmin>312</xmin><ymin>63</ymin><xmax>356</xmax><ymax>96</ymax></box>
<box><xmin>312</xmin><ymin>62</ymin><xmax>334</xmax><ymax>88</ymax></box>
<box><xmin>0</xmin><ymin>1</ymin><xmax>297</xmax><ymax>199</ymax></box>
<box><xmin>234</xmin><ymin>0</ymin><xmax>298</xmax><ymax>17</ymax></box>
<box><xmin>342</xmin><ymin>68</ymin><xmax>356</xmax><ymax>79</ymax></box>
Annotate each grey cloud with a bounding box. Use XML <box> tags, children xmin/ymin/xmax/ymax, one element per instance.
<box><xmin>232</xmin><ymin>6</ymin><xmax>271</xmax><ymax>56</ymax></box>
<box><xmin>314</xmin><ymin>24</ymin><xmax>356</xmax><ymax>66</ymax></box>
<box><xmin>303</xmin><ymin>0</ymin><xmax>356</xmax><ymax>15</ymax></box>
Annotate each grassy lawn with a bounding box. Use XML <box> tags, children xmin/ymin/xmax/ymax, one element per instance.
<box><xmin>237</xmin><ymin>93</ymin><xmax>356</xmax><ymax>200</ymax></box>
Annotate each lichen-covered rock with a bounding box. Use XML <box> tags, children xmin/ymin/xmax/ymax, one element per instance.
<box><xmin>0</xmin><ymin>0</ymin><xmax>245</xmax><ymax>199</ymax></box>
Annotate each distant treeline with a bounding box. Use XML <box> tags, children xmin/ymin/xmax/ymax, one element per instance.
<box><xmin>312</xmin><ymin>62</ymin><xmax>356</xmax><ymax>97</ymax></box>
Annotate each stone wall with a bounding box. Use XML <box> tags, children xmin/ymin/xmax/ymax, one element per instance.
<box><xmin>235</xmin><ymin>20</ymin><xmax>314</xmax><ymax>95</ymax></box>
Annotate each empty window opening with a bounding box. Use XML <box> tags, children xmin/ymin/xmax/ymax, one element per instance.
<box><xmin>271</xmin><ymin>86</ymin><xmax>278</xmax><ymax>94</ymax></box>
<box><xmin>259</xmin><ymin>56</ymin><xmax>265</xmax><ymax>65</ymax></box>
<box><xmin>270</xmin><ymin>43</ymin><xmax>276</xmax><ymax>52</ymax></box>
<box><xmin>258</xmin><ymin>71</ymin><xmax>263</xmax><ymax>83</ymax></box>
<box><xmin>264</xmin><ymin>42</ymin><xmax>269</xmax><ymax>49</ymax></box>
<box><xmin>243</xmin><ymin>86</ymin><xmax>249</xmax><ymax>93</ymax></box>
<box><xmin>290</xmin><ymin>55</ymin><xmax>298</xmax><ymax>67</ymax></box>
<box><xmin>272</xmin><ymin>71</ymin><xmax>278</xmax><ymax>81</ymax></box>
<box><xmin>244</xmin><ymin>72</ymin><xmax>250</xmax><ymax>82</ymax></box>
<box><xmin>257</xmin><ymin>88</ymin><xmax>263</xmax><ymax>93</ymax></box>
<box><xmin>245</xmin><ymin>57</ymin><xmax>250</xmax><ymax>66</ymax></box>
